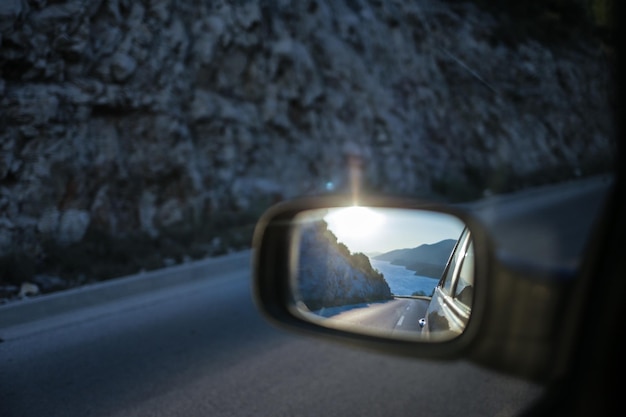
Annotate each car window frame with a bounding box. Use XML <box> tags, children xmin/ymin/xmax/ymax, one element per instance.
<box><xmin>432</xmin><ymin>228</ymin><xmax>473</xmax><ymax>324</ymax></box>
<box><xmin>439</xmin><ymin>227</ymin><xmax>469</xmax><ymax>294</ymax></box>
<box><xmin>452</xmin><ymin>239</ymin><xmax>474</xmax><ymax>311</ymax></box>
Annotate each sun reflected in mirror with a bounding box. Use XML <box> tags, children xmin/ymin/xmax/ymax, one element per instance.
<box><xmin>324</xmin><ymin>206</ymin><xmax>385</xmax><ymax>239</ymax></box>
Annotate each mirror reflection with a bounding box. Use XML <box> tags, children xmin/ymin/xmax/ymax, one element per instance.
<box><xmin>289</xmin><ymin>207</ymin><xmax>474</xmax><ymax>342</ymax></box>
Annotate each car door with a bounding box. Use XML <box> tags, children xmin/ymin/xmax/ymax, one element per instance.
<box><xmin>422</xmin><ymin>227</ymin><xmax>474</xmax><ymax>340</ymax></box>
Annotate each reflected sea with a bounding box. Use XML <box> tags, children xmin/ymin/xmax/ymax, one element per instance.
<box><xmin>370</xmin><ymin>259</ymin><xmax>439</xmax><ymax>297</ymax></box>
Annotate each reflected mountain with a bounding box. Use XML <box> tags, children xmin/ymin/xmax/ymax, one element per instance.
<box><xmin>297</xmin><ymin>220</ymin><xmax>393</xmax><ymax>311</ymax></box>
<box><xmin>373</xmin><ymin>239</ymin><xmax>457</xmax><ymax>279</ymax></box>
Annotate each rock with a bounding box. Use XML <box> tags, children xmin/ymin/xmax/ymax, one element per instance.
<box><xmin>58</xmin><ymin>209</ymin><xmax>90</xmax><ymax>245</ymax></box>
<box><xmin>0</xmin><ymin>0</ymin><xmax>23</xmax><ymax>32</ymax></box>
<box><xmin>110</xmin><ymin>53</ymin><xmax>138</xmax><ymax>82</ymax></box>
<box><xmin>5</xmin><ymin>87</ymin><xmax>59</xmax><ymax>126</ymax></box>
<box><xmin>148</xmin><ymin>0</ymin><xmax>171</xmax><ymax>23</ymax></box>
<box><xmin>30</xmin><ymin>1</ymin><xmax>85</xmax><ymax>32</ymax></box>
<box><xmin>193</xmin><ymin>33</ymin><xmax>218</xmax><ymax>65</ymax></box>
<box><xmin>0</xmin><ymin>218</ymin><xmax>14</xmax><ymax>253</ymax></box>
<box><xmin>138</xmin><ymin>191</ymin><xmax>158</xmax><ymax>238</ymax></box>
<box><xmin>190</xmin><ymin>90</ymin><xmax>218</xmax><ymax>121</ymax></box>
<box><xmin>236</xmin><ymin>2</ymin><xmax>261</xmax><ymax>30</ymax></box>
<box><xmin>18</xmin><ymin>282</ymin><xmax>40</xmax><ymax>298</ymax></box>
<box><xmin>157</xmin><ymin>199</ymin><xmax>184</xmax><ymax>227</ymax></box>
<box><xmin>32</xmin><ymin>275</ymin><xmax>67</xmax><ymax>293</ymax></box>
<box><xmin>0</xmin><ymin>284</ymin><xmax>19</xmax><ymax>300</ymax></box>
<box><xmin>37</xmin><ymin>208</ymin><xmax>60</xmax><ymax>236</ymax></box>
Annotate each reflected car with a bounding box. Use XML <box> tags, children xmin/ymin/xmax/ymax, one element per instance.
<box><xmin>420</xmin><ymin>227</ymin><xmax>474</xmax><ymax>340</ymax></box>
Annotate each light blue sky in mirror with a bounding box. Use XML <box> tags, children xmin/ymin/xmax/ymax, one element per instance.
<box><xmin>298</xmin><ymin>207</ymin><xmax>466</xmax><ymax>255</ymax></box>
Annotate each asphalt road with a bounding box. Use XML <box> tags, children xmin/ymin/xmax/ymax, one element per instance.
<box><xmin>0</xmin><ymin>176</ymin><xmax>612</xmax><ymax>417</ymax></box>
<box><xmin>0</xmin><ymin>269</ymin><xmax>542</xmax><ymax>417</ymax></box>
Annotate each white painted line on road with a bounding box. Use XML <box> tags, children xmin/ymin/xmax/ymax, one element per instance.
<box><xmin>396</xmin><ymin>316</ymin><xmax>405</xmax><ymax>327</ymax></box>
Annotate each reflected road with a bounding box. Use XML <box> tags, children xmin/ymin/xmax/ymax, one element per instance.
<box><xmin>315</xmin><ymin>297</ymin><xmax>429</xmax><ymax>336</ymax></box>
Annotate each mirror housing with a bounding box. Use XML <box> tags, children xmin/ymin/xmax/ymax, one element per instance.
<box><xmin>252</xmin><ymin>195</ymin><xmax>491</xmax><ymax>356</ymax></box>
<box><xmin>252</xmin><ymin>195</ymin><xmax>577</xmax><ymax>383</ymax></box>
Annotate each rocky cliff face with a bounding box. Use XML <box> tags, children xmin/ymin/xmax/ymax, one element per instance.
<box><xmin>0</xmin><ymin>0</ymin><xmax>615</xmax><ymax>286</ymax></box>
<box><xmin>297</xmin><ymin>221</ymin><xmax>392</xmax><ymax>310</ymax></box>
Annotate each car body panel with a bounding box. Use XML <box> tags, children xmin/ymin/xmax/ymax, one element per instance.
<box><xmin>422</xmin><ymin>227</ymin><xmax>473</xmax><ymax>340</ymax></box>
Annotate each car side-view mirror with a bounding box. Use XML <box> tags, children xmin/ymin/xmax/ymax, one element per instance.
<box><xmin>252</xmin><ymin>195</ymin><xmax>579</xmax><ymax>383</ymax></box>
<box><xmin>287</xmin><ymin>206</ymin><xmax>473</xmax><ymax>342</ymax></box>
<box><xmin>252</xmin><ymin>196</ymin><xmax>490</xmax><ymax>354</ymax></box>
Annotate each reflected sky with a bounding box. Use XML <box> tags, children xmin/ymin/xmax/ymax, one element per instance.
<box><xmin>322</xmin><ymin>207</ymin><xmax>465</xmax><ymax>254</ymax></box>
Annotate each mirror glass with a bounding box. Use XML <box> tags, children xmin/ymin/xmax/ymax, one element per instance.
<box><xmin>289</xmin><ymin>207</ymin><xmax>474</xmax><ymax>342</ymax></box>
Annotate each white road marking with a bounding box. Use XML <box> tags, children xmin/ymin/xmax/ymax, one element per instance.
<box><xmin>396</xmin><ymin>316</ymin><xmax>405</xmax><ymax>327</ymax></box>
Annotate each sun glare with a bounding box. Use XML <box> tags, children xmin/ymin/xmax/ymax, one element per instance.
<box><xmin>324</xmin><ymin>207</ymin><xmax>385</xmax><ymax>240</ymax></box>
